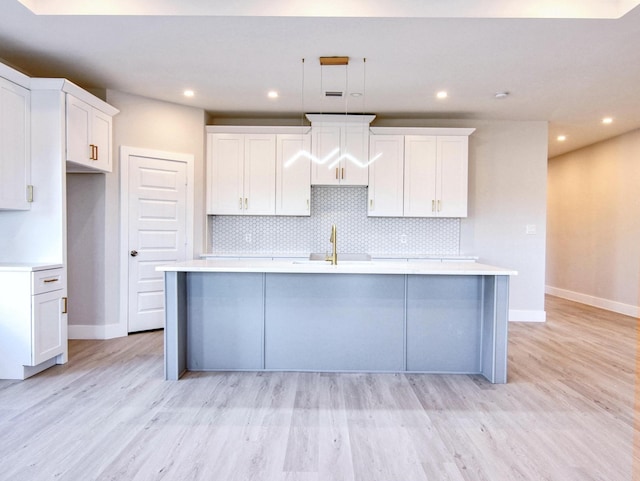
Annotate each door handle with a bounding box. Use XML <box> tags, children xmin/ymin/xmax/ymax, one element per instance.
<box><xmin>130</xmin><ymin>250</ymin><xmax>138</xmax><ymax>257</ymax></box>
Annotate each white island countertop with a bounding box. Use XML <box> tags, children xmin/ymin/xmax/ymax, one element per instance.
<box><xmin>157</xmin><ymin>259</ymin><xmax>517</xmax><ymax>276</ymax></box>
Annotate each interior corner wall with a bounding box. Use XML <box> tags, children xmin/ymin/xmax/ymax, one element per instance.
<box><xmin>374</xmin><ymin>119</ymin><xmax>549</xmax><ymax>321</ymax></box>
<box><xmin>546</xmin><ymin>128</ymin><xmax>640</xmax><ymax>317</ymax></box>
<box><xmin>99</xmin><ymin>90</ymin><xmax>206</xmax><ymax>336</ymax></box>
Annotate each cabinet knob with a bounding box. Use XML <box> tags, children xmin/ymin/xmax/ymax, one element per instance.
<box><xmin>130</xmin><ymin>250</ymin><xmax>138</xmax><ymax>257</ymax></box>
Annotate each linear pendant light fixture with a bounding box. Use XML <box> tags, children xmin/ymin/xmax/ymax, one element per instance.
<box><xmin>285</xmin><ymin>56</ymin><xmax>382</xmax><ymax>169</ymax></box>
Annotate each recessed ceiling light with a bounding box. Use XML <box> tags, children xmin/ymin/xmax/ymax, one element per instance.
<box><xmin>602</xmin><ymin>117</ymin><xmax>613</xmax><ymax>124</ymax></box>
<box><xmin>183</xmin><ymin>90</ymin><xmax>195</xmax><ymax>97</ymax></box>
<box><xmin>557</xmin><ymin>135</ymin><xmax>567</xmax><ymax>141</ymax></box>
<box><xmin>494</xmin><ymin>91</ymin><xmax>509</xmax><ymax>99</ymax></box>
<box><xmin>268</xmin><ymin>90</ymin><xmax>279</xmax><ymax>99</ymax></box>
<box><xmin>436</xmin><ymin>91</ymin><xmax>448</xmax><ymax>99</ymax></box>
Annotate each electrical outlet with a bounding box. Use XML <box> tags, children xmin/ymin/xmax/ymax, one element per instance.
<box><xmin>400</xmin><ymin>234</ymin><xmax>408</xmax><ymax>244</ymax></box>
<box><xmin>244</xmin><ymin>233</ymin><xmax>252</xmax><ymax>243</ymax></box>
<box><xmin>526</xmin><ymin>224</ymin><xmax>537</xmax><ymax>235</ymax></box>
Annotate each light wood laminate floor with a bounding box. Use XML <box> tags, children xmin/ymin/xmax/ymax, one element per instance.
<box><xmin>0</xmin><ymin>296</ymin><xmax>638</xmax><ymax>481</ymax></box>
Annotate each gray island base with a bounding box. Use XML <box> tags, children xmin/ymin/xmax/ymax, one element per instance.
<box><xmin>159</xmin><ymin>260</ymin><xmax>516</xmax><ymax>384</ymax></box>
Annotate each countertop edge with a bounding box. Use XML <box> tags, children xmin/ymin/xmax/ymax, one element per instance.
<box><xmin>157</xmin><ymin>260</ymin><xmax>517</xmax><ymax>276</ymax></box>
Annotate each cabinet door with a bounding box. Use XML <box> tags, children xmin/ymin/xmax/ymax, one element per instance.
<box><xmin>90</xmin><ymin>109</ymin><xmax>113</xmax><ymax>172</ymax></box>
<box><xmin>340</xmin><ymin>123</ymin><xmax>369</xmax><ymax>186</ymax></box>
<box><xmin>311</xmin><ymin>125</ymin><xmax>341</xmax><ymax>185</ymax></box>
<box><xmin>276</xmin><ymin>133</ymin><xmax>311</xmax><ymax>216</ymax></box>
<box><xmin>368</xmin><ymin>135</ymin><xmax>404</xmax><ymax>217</ymax></box>
<box><xmin>437</xmin><ymin>136</ymin><xmax>468</xmax><ymax>217</ymax></box>
<box><xmin>32</xmin><ymin>289</ymin><xmax>64</xmax><ymax>366</ymax></box>
<box><xmin>66</xmin><ymin>94</ymin><xmax>92</xmax><ymax>166</ymax></box>
<box><xmin>0</xmin><ymin>78</ymin><xmax>31</xmax><ymax>210</ymax></box>
<box><xmin>404</xmin><ymin>136</ymin><xmax>437</xmax><ymax>217</ymax></box>
<box><xmin>207</xmin><ymin>133</ymin><xmax>245</xmax><ymax>214</ymax></box>
<box><xmin>243</xmin><ymin>134</ymin><xmax>276</xmax><ymax>215</ymax></box>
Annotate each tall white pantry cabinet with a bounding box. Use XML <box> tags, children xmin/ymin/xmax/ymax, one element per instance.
<box><xmin>0</xmin><ymin>61</ymin><xmax>118</xmax><ymax>379</ymax></box>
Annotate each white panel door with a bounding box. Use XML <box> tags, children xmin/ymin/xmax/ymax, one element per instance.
<box><xmin>437</xmin><ymin>136</ymin><xmax>469</xmax><ymax>217</ymax></box>
<box><xmin>404</xmin><ymin>135</ymin><xmax>437</xmax><ymax>217</ymax></box>
<box><xmin>276</xmin><ymin>133</ymin><xmax>311</xmax><ymax>215</ymax></box>
<box><xmin>128</xmin><ymin>155</ymin><xmax>187</xmax><ymax>332</ymax></box>
<box><xmin>368</xmin><ymin>135</ymin><xmax>404</xmax><ymax>216</ymax></box>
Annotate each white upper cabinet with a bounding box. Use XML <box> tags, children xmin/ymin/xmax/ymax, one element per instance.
<box><xmin>276</xmin><ymin>133</ymin><xmax>311</xmax><ymax>216</ymax></box>
<box><xmin>368</xmin><ymin>128</ymin><xmax>474</xmax><ymax>218</ymax></box>
<box><xmin>404</xmin><ymin>136</ymin><xmax>438</xmax><ymax>217</ymax></box>
<box><xmin>307</xmin><ymin>114</ymin><xmax>375</xmax><ymax>186</ymax></box>
<box><xmin>0</xmin><ymin>77</ymin><xmax>31</xmax><ymax>210</ymax></box>
<box><xmin>435</xmin><ymin>136</ymin><xmax>469</xmax><ymax>217</ymax></box>
<box><xmin>66</xmin><ymin>94</ymin><xmax>113</xmax><ymax>173</ymax></box>
<box><xmin>244</xmin><ymin>135</ymin><xmax>277</xmax><ymax>215</ymax></box>
<box><xmin>368</xmin><ymin>135</ymin><xmax>404</xmax><ymax>217</ymax></box>
<box><xmin>207</xmin><ymin>132</ymin><xmax>276</xmax><ymax>215</ymax></box>
<box><xmin>405</xmin><ymin>135</ymin><xmax>469</xmax><ymax>217</ymax></box>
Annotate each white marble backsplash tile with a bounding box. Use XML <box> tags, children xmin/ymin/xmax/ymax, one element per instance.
<box><xmin>209</xmin><ymin>186</ymin><xmax>460</xmax><ymax>255</ymax></box>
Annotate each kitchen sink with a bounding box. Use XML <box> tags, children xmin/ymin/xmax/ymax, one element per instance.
<box><xmin>308</xmin><ymin>253</ymin><xmax>372</xmax><ymax>262</ymax></box>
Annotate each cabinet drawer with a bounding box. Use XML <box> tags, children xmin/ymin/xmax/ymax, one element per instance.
<box><xmin>33</xmin><ymin>268</ymin><xmax>65</xmax><ymax>295</ymax></box>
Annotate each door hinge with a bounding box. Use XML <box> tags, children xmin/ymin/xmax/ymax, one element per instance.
<box><xmin>26</xmin><ymin>185</ymin><xmax>34</xmax><ymax>203</ymax></box>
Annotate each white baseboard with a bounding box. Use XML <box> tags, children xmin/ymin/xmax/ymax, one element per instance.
<box><xmin>546</xmin><ymin>286</ymin><xmax>639</xmax><ymax>318</ymax></box>
<box><xmin>509</xmin><ymin>309</ymin><xmax>546</xmax><ymax>322</ymax></box>
<box><xmin>68</xmin><ymin>323</ymin><xmax>127</xmax><ymax>340</ymax></box>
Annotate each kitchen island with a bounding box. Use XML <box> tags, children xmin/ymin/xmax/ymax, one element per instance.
<box><xmin>157</xmin><ymin>259</ymin><xmax>516</xmax><ymax>383</ymax></box>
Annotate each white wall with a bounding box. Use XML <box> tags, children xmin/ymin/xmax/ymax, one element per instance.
<box><xmin>68</xmin><ymin>90</ymin><xmax>206</xmax><ymax>338</ymax></box>
<box><xmin>376</xmin><ymin>119</ymin><xmax>548</xmax><ymax>321</ymax></box>
<box><xmin>547</xmin><ymin>128</ymin><xmax>640</xmax><ymax>317</ymax></box>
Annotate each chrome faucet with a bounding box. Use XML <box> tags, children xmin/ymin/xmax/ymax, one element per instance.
<box><xmin>325</xmin><ymin>224</ymin><xmax>337</xmax><ymax>265</ymax></box>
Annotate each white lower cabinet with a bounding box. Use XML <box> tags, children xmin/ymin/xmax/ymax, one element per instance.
<box><xmin>0</xmin><ymin>266</ymin><xmax>67</xmax><ymax>379</ymax></box>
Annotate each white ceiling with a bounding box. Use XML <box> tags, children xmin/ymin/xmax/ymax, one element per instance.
<box><xmin>1</xmin><ymin>0</ymin><xmax>640</xmax><ymax>157</ymax></box>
